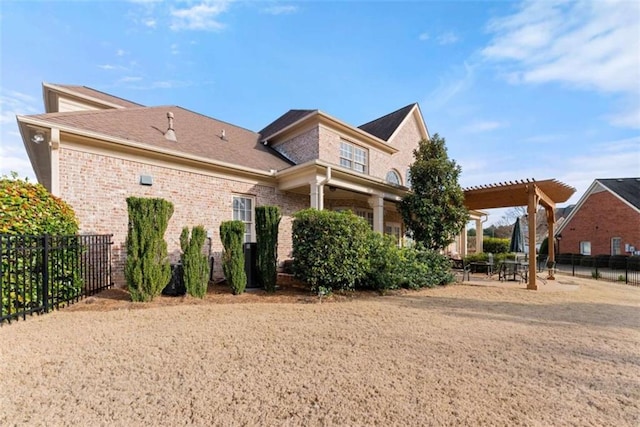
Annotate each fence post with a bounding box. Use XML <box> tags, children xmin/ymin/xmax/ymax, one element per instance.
<box><xmin>571</xmin><ymin>254</ymin><xmax>575</xmax><ymax>276</ymax></box>
<box><xmin>43</xmin><ymin>235</ymin><xmax>49</xmax><ymax>313</ymax></box>
<box><xmin>594</xmin><ymin>258</ymin><xmax>598</xmax><ymax>280</ymax></box>
<box><xmin>625</xmin><ymin>257</ymin><xmax>629</xmax><ymax>285</ymax></box>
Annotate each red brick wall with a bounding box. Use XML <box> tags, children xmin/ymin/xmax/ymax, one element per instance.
<box><xmin>59</xmin><ymin>146</ymin><xmax>308</xmax><ymax>287</ymax></box>
<box><xmin>559</xmin><ymin>191</ymin><xmax>640</xmax><ymax>255</ymax></box>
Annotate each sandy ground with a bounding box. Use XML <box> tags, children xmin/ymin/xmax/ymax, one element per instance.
<box><xmin>1</xmin><ymin>274</ymin><xmax>638</xmax><ymax>426</ymax></box>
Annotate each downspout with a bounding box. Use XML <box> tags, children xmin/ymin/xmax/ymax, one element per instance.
<box><xmin>317</xmin><ymin>166</ymin><xmax>332</xmax><ymax>210</ymax></box>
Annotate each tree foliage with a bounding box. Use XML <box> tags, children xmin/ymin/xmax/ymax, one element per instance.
<box><xmin>0</xmin><ymin>172</ymin><xmax>78</xmax><ymax>235</ymax></box>
<box><xmin>220</xmin><ymin>220</ymin><xmax>246</xmax><ymax>295</ymax></box>
<box><xmin>125</xmin><ymin>197</ymin><xmax>174</xmax><ymax>302</ymax></box>
<box><xmin>255</xmin><ymin>206</ymin><xmax>281</xmax><ymax>293</ymax></box>
<box><xmin>180</xmin><ymin>225</ymin><xmax>209</xmax><ymax>298</ymax></box>
<box><xmin>398</xmin><ymin>134</ymin><xmax>468</xmax><ymax>251</ymax></box>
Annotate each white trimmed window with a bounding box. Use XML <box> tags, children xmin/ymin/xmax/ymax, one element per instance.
<box><xmin>580</xmin><ymin>241</ymin><xmax>591</xmax><ymax>256</ymax></box>
<box><xmin>355</xmin><ymin>208</ymin><xmax>374</xmax><ymax>229</ymax></box>
<box><xmin>340</xmin><ymin>141</ymin><xmax>368</xmax><ymax>173</ymax></box>
<box><xmin>386</xmin><ymin>170</ymin><xmax>401</xmax><ymax>186</ymax></box>
<box><xmin>611</xmin><ymin>237</ymin><xmax>621</xmax><ymax>255</ymax></box>
<box><xmin>385</xmin><ymin>222</ymin><xmax>402</xmax><ymax>247</ymax></box>
<box><xmin>233</xmin><ymin>196</ymin><xmax>254</xmax><ymax>243</ymax></box>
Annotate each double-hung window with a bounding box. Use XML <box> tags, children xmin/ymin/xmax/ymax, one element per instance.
<box><xmin>233</xmin><ymin>196</ymin><xmax>254</xmax><ymax>243</ymax></box>
<box><xmin>580</xmin><ymin>241</ymin><xmax>591</xmax><ymax>256</ymax></box>
<box><xmin>611</xmin><ymin>237</ymin><xmax>622</xmax><ymax>255</ymax></box>
<box><xmin>340</xmin><ymin>141</ymin><xmax>368</xmax><ymax>173</ymax></box>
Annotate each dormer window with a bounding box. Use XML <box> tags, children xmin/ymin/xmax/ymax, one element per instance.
<box><xmin>386</xmin><ymin>170</ymin><xmax>402</xmax><ymax>186</ymax></box>
<box><xmin>340</xmin><ymin>141</ymin><xmax>368</xmax><ymax>174</ymax></box>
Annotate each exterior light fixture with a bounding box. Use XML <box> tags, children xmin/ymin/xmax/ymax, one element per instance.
<box><xmin>31</xmin><ymin>131</ymin><xmax>46</xmax><ymax>144</ymax></box>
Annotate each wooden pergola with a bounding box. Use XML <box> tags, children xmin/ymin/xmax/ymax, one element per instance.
<box><xmin>464</xmin><ymin>179</ymin><xmax>576</xmax><ymax>290</ymax></box>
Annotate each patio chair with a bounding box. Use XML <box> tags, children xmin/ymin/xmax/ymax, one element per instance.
<box><xmin>450</xmin><ymin>258</ymin><xmax>471</xmax><ymax>282</ymax></box>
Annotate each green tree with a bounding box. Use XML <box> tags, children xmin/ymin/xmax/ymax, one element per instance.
<box><xmin>255</xmin><ymin>206</ymin><xmax>281</xmax><ymax>293</ymax></box>
<box><xmin>180</xmin><ymin>225</ymin><xmax>209</xmax><ymax>298</ymax></box>
<box><xmin>220</xmin><ymin>220</ymin><xmax>247</xmax><ymax>295</ymax></box>
<box><xmin>125</xmin><ymin>197</ymin><xmax>174</xmax><ymax>302</ymax></box>
<box><xmin>398</xmin><ymin>134</ymin><xmax>468</xmax><ymax>251</ymax></box>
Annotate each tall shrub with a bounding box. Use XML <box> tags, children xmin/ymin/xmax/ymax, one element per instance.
<box><xmin>483</xmin><ymin>237</ymin><xmax>510</xmax><ymax>254</ymax></box>
<box><xmin>255</xmin><ymin>206</ymin><xmax>281</xmax><ymax>293</ymax></box>
<box><xmin>125</xmin><ymin>197</ymin><xmax>173</xmax><ymax>302</ymax></box>
<box><xmin>220</xmin><ymin>220</ymin><xmax>246</xmax><ymax>295</ymax></box>
<box><xmin>180</xmin><ymin>225</ymin><xmax>209</xmax><ymax>298</ymax></box>
<box><xmin>292</xmin><ymin>209</ymin><xmax>370</xmax><ymax>294</ymax></box>
<box><xmin>1</xmin><ymin>173</ymin><xmax>81</xmax><ymax>313</ymax></box>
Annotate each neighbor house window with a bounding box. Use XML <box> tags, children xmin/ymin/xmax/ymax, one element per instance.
<box><xmin>386</xmin><ymin>170</ymin><xmax>401</xmax><ymax>186</ymax></box>
<box><xmin>233</xmin><ymin>196</ymin><xmax>254</xmax><ymax>242</ymax></box>
<box><xmin>611</xmin><ymin>237</ymin><xmax>622</xmax><ymax>255</ymax></box>
<box><xmin>340</xmin><ymin>141</ymin><xmax>368</xmax><ymax>173</ymax></box>
<box><xmin>580</xmin><ymin>241</ymin><xmax>591</xmax><ymax>255</ymax></box>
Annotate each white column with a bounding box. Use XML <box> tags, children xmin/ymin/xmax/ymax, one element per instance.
<box><xmin>310</xmin><ymin>182</ymin><xmax>319</xmax><ymax>209</ymax></box>
<box><xmin>49</xmin><ymin>128</ymin><xmax>60</xmax><ymax>197</ymax></box>
<box><xmin>476</xmin><ymin>218</ymin><xmax>483</xmax><ymax>253</ymax></box>
<box><xmin>368</xmin><ymin>194</ymin><xmax>384</xmax><ymax>233</ymax></box>
<box><xmin>460</xmin><ymin>223</ymin><xmax>468</xmax><ymax>256</ymax></box>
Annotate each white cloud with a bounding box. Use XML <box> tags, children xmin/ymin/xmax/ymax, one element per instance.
<box><xmin>437</xmin><ymin>31</ymin><xmax>459</xmax><ymax>45</ymax></box>
<box><xmin>423</xmin><ymin>61</ymin><xmax>475</xmax><ymax>111</ymax></box>
<box><xmin>462</xmin><ymin>120</ymin><xmax>508</xmax><ymax>133</ymax></box>
<box><xmin>418</xmin><ymin>32</ymin><xmax>429</xmax><ymax>41</ymax></box>
<box><xmin>606</xmin><ymin>104</ymin><xmax>640</xmax><ymax>129</ymax></box>
<box><xmin>118</xmin><ymin>76</ymin><xmax>143</xmax><ymax>83</ymax></box>
<box><xmin>143</xmin><ymin>18</ymin><xmax>157</xmax><ymax>28</ymax></box>
<box><xmin>482</xmin><ymin>1</ymin><xmax>640</xmax><ymax>95</ymax></box>
<box><xmin>170</xmin><ymin>1</ymin><xmax>230</xmax><ymax>31</ymax></box>
<box><xmin>171</xmin><ymin>43</ymin><xmax>179</xmax><ymax>55</ymax></box>
<box><xmin>0</xmin><ymin>90</ymin><xmax>39</xmax><ymax>124</ymax></box>
<box><xmin>263</xmin><ymin>5</ymin><xmax>298</xmax><ymax>15</ymax></box>
<box><xmin>116</xmin><ymin>49</ymin><xmax>127</xmax><ymax>56</ymax></box>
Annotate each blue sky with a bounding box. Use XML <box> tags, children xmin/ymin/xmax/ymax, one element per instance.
<box><xmin>1</xmin><ymin>0</ymin><xmax>639</xmax><ymax>225</ymax></box>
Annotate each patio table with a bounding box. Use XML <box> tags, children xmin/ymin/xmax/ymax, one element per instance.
<box><xmin>498</xmin><ymin>260</ymin><xmax>528</xmax><ymax>282</ymax></box>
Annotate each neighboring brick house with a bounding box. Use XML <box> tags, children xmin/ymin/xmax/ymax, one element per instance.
<box><xmin>555</xmin><ymin>178</ymin><xmax>640</xmax><ymax>256</ymax></box>
<box><xmin>18</xmin><ymin>83</ymin><xmax>484</xmax><ymax>286</ymax></box>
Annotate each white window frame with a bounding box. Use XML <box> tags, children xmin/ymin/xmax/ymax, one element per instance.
<box><xmin>386</xmin><ymin>170</ymin><xmax>402</xmax><ymax>186</ymax></box>
<box><xmin>340</xmin><ymin>140</ymin><xmax>368</xmax><ymax>174</ymax></box>
<box><xmin>232</xmin><ymin>195</ymin><xmax>255</xmax><ymax>243</ymax></box>
<box><xmin>334</xmin><ymin>207</ymin><xmax>373</xmax><ymax>229</ymax></box>
<box><xmin>611</xmin><ymin>237</ymin><xmax>622</xmax><ymax>255</ymax></box>
<box><xmin>385</xmin><ymin>222</ymin><xmax>402</xmax><ymax>247</ymax></box>
<box><xmin>580</xmin><ymin>241</ymin><xmax>591</xmax><ymax>256</ymax></box>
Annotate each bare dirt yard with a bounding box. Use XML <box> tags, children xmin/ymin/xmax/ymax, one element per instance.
<box><xmin>1</xmin><ymin>275</ymin><xmax>638</xmax><ymax>426</ymax></box>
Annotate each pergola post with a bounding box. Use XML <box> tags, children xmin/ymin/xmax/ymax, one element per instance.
<box><xmin>546</xmin><ymin>208</ymin><xmax>555</xmax><ymax>280</ymax></box>
<box><xmin>527</xmin><ymin>184</ymin><xmax>538</xmax><ymax>290</ymax></box>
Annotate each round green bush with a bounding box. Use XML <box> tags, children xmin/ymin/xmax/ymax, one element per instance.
<box><xmin>0</xmin><ymin>174</ymin><xmax>78</xmax><ymax>235</ymax></box>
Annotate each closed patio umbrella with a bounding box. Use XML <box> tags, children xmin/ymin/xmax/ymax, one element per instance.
<box><xmin>509</xmin><ymin>218</ymin><xmax>525</xmax><ymax>254</ymax></box>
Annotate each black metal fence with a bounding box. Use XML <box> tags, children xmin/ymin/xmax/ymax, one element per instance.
<box><xmin>1</xmin><ymin>234</ymin><xmax>113</xmax><ymax>324</ymax></box>
<box><xmin>538</xmin><ymin>254</ymin><xmax>640</xmax><ymax>286</ymax></box>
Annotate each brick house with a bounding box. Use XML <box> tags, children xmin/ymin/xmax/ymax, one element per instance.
<box><xmin>17</xmin><ymin>83</ymin><xmax>481</xmax><ymax>286</ymax></box>
<box><xmin>555</xmin><ymin>178</ymin><xmax>640</xmax><ymax>256</ymax></box>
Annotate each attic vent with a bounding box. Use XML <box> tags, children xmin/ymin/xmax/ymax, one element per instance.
<box><xmin>165</xmin><ymin>112</ymin><xmax>177</xmax><ymax>142</ymax></box>
<box><xmin>220</xmin><ymin>129</ymin><xmax>228</xmax><ymax>141</ymax></box>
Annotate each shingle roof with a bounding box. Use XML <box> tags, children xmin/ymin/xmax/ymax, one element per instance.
<box><xmin>52</xmin><ymin>84</ymin><xmax>143</xmax><ymax>108</ymax></box>
<box><xmin>259</xmin><ymin>109</ymin><xmax>316</xmax><ymax>141</ymax></box>
<box><xmin>27</xmin><ymin>106</ymin><xmax>293</xmax><ymax>171</ymax></box>
<box><xmin>598</xmin><ymin>178</ymin><xmax>640</xmax><ymax>210</ymax></box>
<box><xmin>358</xmin><ymin>103</ymin><xmax>416</xmax><ymax>141</ymax></box>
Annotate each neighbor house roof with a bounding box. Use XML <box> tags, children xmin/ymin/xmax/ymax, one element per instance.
<box><xmin>258</xmin><ymin>109</ymin><xmax>317</xmax><ymax>141</ymax></box>
<box><xmin>598</xmin><ymin>178</ymin><xmax>640</xmax><ymax>210</ymax></box>
<box><xmin>358</xmin><ymin>103</ymin><xmax>416</xmax><ymax>141</ymax></box>
<box><xmin>25</xmin><ymin>106</ymin><xmax>293</xmax><ymax>171</ymax></box>
<box><xmin>45</xmin><ymin>83</ymin><xmax>144</xmax><ymax>109</ymax></box>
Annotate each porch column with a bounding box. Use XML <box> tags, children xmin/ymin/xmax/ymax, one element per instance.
<box><xmin>475</xmin><ymin>217</ymin><xmax>483</xmax><ymax>253</ymax></box>
<box><xmin>49</xmin><ymin>128</ymin><xmax>60</xmax><ymax>197</ymax></box>
<box><xmin>310</xmin><ymin>182</ymin><xmax>320</xmax><ymax>209</ymax></box>
<box><xmin>368</xmin><ymin>193</ymin><xmax>384</xmax><ymax>233</ymax></box>
<box><xmin>460</xmin><ymin>223</ymin><xmax>468</xmax><ymax>256</ymax></box>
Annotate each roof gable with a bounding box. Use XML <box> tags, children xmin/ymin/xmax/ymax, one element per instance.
<box><xmin>44</xmin><ymin>83</ymin><xmax>143</xmax><ymax>112</ymax></box>
<box><xmin>598</xmin><ymin>178</ymin><xmax>640</xmax><ymax>210</ymax></box>
<box><xmin>259</xmin><ymin>110</ymin><xmax>316</xmax><ymax>141</ymax></box>
<box><xmin>358</xmin><ymin>103</ymin><xmax>416</xmax><ymax>141</ymax></box>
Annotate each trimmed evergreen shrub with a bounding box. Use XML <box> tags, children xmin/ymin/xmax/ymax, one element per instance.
<box><xmin>539</xmin><ymin>237</ymin><xmax>549</xmax><ymax>256</ymax></box>
<box><xmin>399</xmin><ymin>245</ymin><xmax>454</xmax><ymax>289</ymax></box>
<box><xmin>255</xmin><ymin>206</ymin><xmax>281</xmax><ymax>293</ymax></box>
<box><xmin>292</xmin><ymin>209</ymin><xmax>370</xmax><ymax>294</ymax></box>
<box><xmin>483</xmin><ymin>237</ymin><xmax>510</xmax><ymax>254</ymax></box>
<box><xmin>361</xmin><ymin>233</ymin><xmax>404</xmax><ymax>293</ymax></box>
<box><xmin>180</xmin><ymin>226</ymin><xmax>209</xmax><ymax>298</ymax></box>
<box><xmin>220</xmin><ymin>220</ymin><xmax>246</xmax><ymax>295</ymax></box>
<box><xmin>125</xmin><ymin>197</ymin><xmax>174</xmax><ymax>302</ymax></box>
